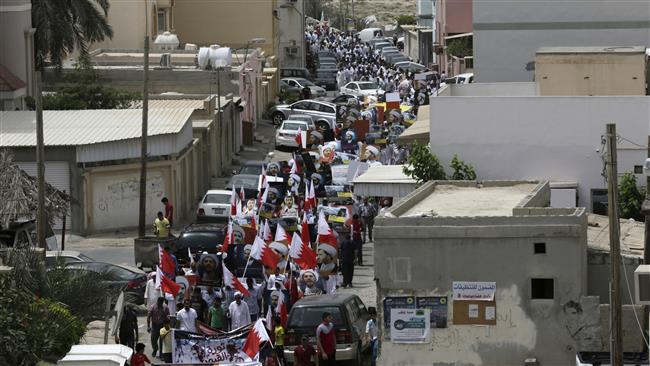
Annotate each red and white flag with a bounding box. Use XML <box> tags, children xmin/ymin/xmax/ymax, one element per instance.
<box><xmin>188</xmin><ymin>247</ymin><xmax>195</xmax><ymax>267</ymax></box>
<box><xmin>243</xmin><ymin>319</ymin><xmax>272</xmax><ymax>359</ymax></box>
<box><xmin>301</xmin><ymin>213</ymin><xmax>311</xmax><ymax>246</ymax></box>
<box><xmin>155</xmin><ymin>265</ymin><xmax>180</xmax><ymax>297</ymax></box>
<box><xmin>295</xmin><ymin>127</ymin><xmax>307</xmax><ymax>149</ymax></box>
<box><xmin>158</xmin><ymin>244</ymin><xmax>176</xmax><ymax>277</ymax></box>
<box><xmin>276</xmin><ymin>290</ymin><xmax>288</xmax><ymax>327</ymax></box>
<box><xmin>307</xmin><ymin>181</ymin><xmax>317</xmax><ymax>208</ymax></box>
<box><xmin>289</xmin><ymin>232</ymin><xmax>317</xmax><ymax>270</ymax></box>
<box><xmin>259</xmin><ymin>182</ymin><xmax>269</xmax><ymax>207</ymax></box>
<box><xmin>262</xmin><ymin>220</ymin><xmax>273</xmax><ymax>242</ymax></box>
<box><xmin>222</xmin><ymin>220</ymin><xmax>233</xmax><ymax>254</ymax></box>
<box><xmin>230</xmin><ymin>185</ymin><xmax>238</xmax><ymax>216</ymax></box>
<box><xmin>265</xmin><ymin>306</ymin><xmax>273</xmax><ymax>331</ymax></box>
<box><xmin>274</xmin><ymin>223</ymin><xmax>289</xmax><ymax>244</ymax></box>
<box><xmin>251</xmin><ymin>236</ymin><xmax>280</xmax><ymax>269</ymax></box>
<box><xmin>250</xmin><ymin>215</ymin><xmax>257</xmax><ymax>234</ymax></box>
<box><xmin>240</xmin><ymin>186</ymin><xmax>246</xmax><ymax>203</ymax></box>
<box><xmin>317</xmin><ymin>211</ymin><xmax>337</xmax><ymax>246</ymax></box>
<box><xmin>222</xmin><ymin>261</ymin><xmax>250</xmax><ymax>297</ymax></box>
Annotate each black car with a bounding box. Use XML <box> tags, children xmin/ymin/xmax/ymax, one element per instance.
<box><xmin>226</xmin><ymin>174</ymin><xmax>260</xmax><ymax>199</ymax></box>
<box><xmin>64</xmin><ymin>261</ymin><xmax>147</xmax><ymax>305</ymax></box>
<box><xmin>174</xmin><ymin>223</ymin><xmax>226</xmax><ymax>260</ymax></box>
<box><xmin>236</xmin><ymin>161</ymin><xmax>265</xmax><ymax>176</ymax></box>
<box><xmin>314</xmin><ymin>70</ymin><xmax>338</xmax><ymax>91</ymax></box>
<box><xmin>280</xmin><ymin>67</ymin><xmax>312</xmax><ymax>80</ymax></box>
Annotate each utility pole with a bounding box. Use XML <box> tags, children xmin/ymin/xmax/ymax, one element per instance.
<box><xmin>605</xmin><ymin>123</ymin><xmax>623</xmax><ymax>366</ymax></box>
<box><xmin>339</xmin><ymin>0</ymin><xmax>343</xmax><ymax>30</ymax></box>
<box><xmin>642</xmin><ymin>135</ymin><xmax>650</xmax><ymax>353</ymax></box>
<box><xmin>138</xmin><ymin>34</ymin><xmax>150</xmax><ymax>237</ymax></box>
<box><xmin>35</xmin><ymin>71</ymin><xmax>46</xmax><ymax>251</ymax></box>
<box><xmin>216</xmin><ymin>67</ymin><xmax>224</xmax><ymax>176</ymax></box>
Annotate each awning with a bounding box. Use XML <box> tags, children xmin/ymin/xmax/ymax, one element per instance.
<box><xmin>398</xmin><ymin>105</ymin><xmax>429</xmax><ymax>145</ymax></box>
<box><xmin>353</xmin><ymin>165</ymin><xmax>417</xmax><ymax>198</ymax></box>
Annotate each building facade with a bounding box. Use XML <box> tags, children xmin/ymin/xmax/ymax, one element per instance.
<box><xmin>472</xmin><ymin>0</ymin><xmax>650</xmax><ymax>82</ymax></box>
<box><xmin>277</xmin><ymin>0</ymin><xmax>306</xmax><ymax>69</ymax></box>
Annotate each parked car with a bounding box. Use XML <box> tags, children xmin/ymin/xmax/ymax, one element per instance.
<box><xmin>317</xmin><ymin>50</ymin><xmax>336</xmax><ymax>59</ymax></box>
<box><xmin>395</xmin><ymin>61</ymin><xmax>427</xmax><ymax>73</ymax></box>
<box><xmin>236</xmin><ymin>161</ymin><xmax>265</xmax><ymax>176</ymax></box>
<box><xmin>445</xmin><ymin>72</ymin><xmax>474</xmax><ymax>84</ymax></box>
<box><xmin>283</xmin><ymin>293</ymin><xmax>370</xmax><ymax>365</ymax></box>
<box><xmin>64</xmin><ymin>261</ymin><xmax>147</xmax><ymax>305</ymax></box>
<box><xmin>286</xmin><ymin>114</ymin><xmax>316</xmax><ymax>130</ymax></box>
<box><xmin>174</xmin><ymin>223</ymin><xmax>226</xmax><ymax>260</ymax></box>
<box><xmin>280</xmin><ymin>78</ymin><xmax>327</xmax><ymax>98</ymax></box>
<box><xmin>318</xmin><ymin>56</ymin><xmax>336</xmax><ymax>64</ymax></box>
<box><xmin>280</xmin><ymin>67</ymin><xmax>311</xmax><ymax>80</ymax></box>
<box><xmin>0</xmin><ymin>219</ymin><xmax>58</xmax><ymax>250</ymax></box>
<box><xmin>373</xmin><ymin>42</ymin><xmax>394</xmax><ymax>52</ymax></box>
<box><xmin>196</xmin><ymin>189</ymin><xmax>233</xmax><ymax>223</ymax></box>
<box><xmin>275</xmin><ymin>120</ymin><xmax>310</xmax><ymax>149</ymax></box>
<box><xmin>45</xmin><ymin>250</ymin><xmax>94</xmax><ymax>268</ymax></box>
<box><xmin>388</xmin><ymin>55</ymin><xmax>410</xmax><ymax>65</ymax></box>
<box><xmin>340</xmin><ymin>81</ymin><xmax>385</xmax><ymax>98</ymax></box>
<box><xmin>269</xmin><ymin>99</ymin><xmax>337</xmax><ymax>130</ymax></box>
<box><xmin>226</xmin><ymin>174</ymin><xmax>260</xmax><ymax>199</ymax></box>
<box><xmin>326</xmin><ymin>94</ymin><xmax>361</xmax><ymax>106</ymax></box>
<box><xmin>313</xmin><ymin>70</ymin><xmax>338</xmax><ymax>91</ymax></box>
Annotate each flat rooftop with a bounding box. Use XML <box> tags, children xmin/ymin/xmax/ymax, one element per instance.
<box><xmin>400</xmin><ymin>183</ymin><xmax>539</xmax><ymax>217</ymax></box>
<box><xmin>537</xmin><ymin>46</ymin><xmax>647</xmax><ymax>54</ymax></box>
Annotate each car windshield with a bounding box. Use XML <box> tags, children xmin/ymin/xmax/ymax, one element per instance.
<box><xmin>358</xmin><ymin>82</ymin><xmax>378</xmax><ymax>90</ymax></box>
<box><xmin>316</xmin><ymin>72</ymin><xmax>333</xmax><ymax>78</ymax></box>
<box><xmin>282</xmin><ymin>122</ymin><xmax>307</xmax><ymax>131</ymax></box>
<box><xmin>288</xmin><ymin>116</ymin><xmax>311</xmax><ymax>123</ymax></box>
<box><xmin>69</xmin><ymin>263</ymin><xmax>136</xmax><ymax>280</ymax></box>
<box><xmin>296</xmin><ymin>78</ymin><xmax>314</xmax><ymax>86</ymax></box>
<box><xmin>239</xmin><ymin>165</ymin><xmax>262</xmax><ymax>175</ymax></box>
<box><xmin>289</xmin><ymin>306</ymin><xmax>345</xmax><ymax>328</ymax></box>
<box><xmin>204</xmin><ymin>194</ymin><xmax>231</xmax><ymax>204</ymax></box>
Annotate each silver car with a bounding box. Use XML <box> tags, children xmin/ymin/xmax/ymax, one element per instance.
<box><xmin>196</xmin><ymin>189</ymin><xmax>232</xmax><ymax>223</ymax></box>
<box><xmin>275</xmin><ymin>120</ymin><xmax>310</xmax><ymax>149</ymax></box>
<box><xmin>269</xmin><ymin>99</ymin><xmax>337</xmax><ymax>130</ymax></box>
<box><xmin>280</xmin><ymin>77</ymin><xmax>327</xmax><ymax>98</ymax></box>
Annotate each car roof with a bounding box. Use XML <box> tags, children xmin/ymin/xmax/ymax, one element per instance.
<box><xmin>355</xmin><ymin>81</ymin><xmax>376</xmax><ymax>85</ymax></box>
<box><xmin>243</xmin><ymin>161</ymin><xmax>265</xmax><ymax>166</ymax></box>
<box><xmin>230</xmin><ymin>174</ymin><xmax>260</xmax><ymax>180</ymax></box>
<box><xmin>292</xmin><ymin>293</ymin><xmax>360</xmax><ymax>307</ymax></box>
<box><xmin>182</xmin><ymin>223</ymin><xmax>226</xmax><ymax>232</ymax></box>
<box><xmin>283</xmin><ymin>120</ymin><xmax>309</xmax><ymax>126</ymax></box>
<box><xmin>66</xmin><ymin>261</ymin><xmax>144</xmax><ymax>274</ymax></box>
<box><xmin>295</xmin><ymin>99</ymin><xmax>336</xmax><ymax>108</ymax></box>
<box><xmin>46</xmin><ymin>250</ymin><xmax>82</xmax><ymax>257</ymax></box>
<box><xmin>456</xmin><ymin>73</ymin><xmax>474</xmax><ymax>78</ymax></box>
<box><xmin>205</xmin><ymin>189</ymin><xmax>232</xmax><ymax>195</ymax></box>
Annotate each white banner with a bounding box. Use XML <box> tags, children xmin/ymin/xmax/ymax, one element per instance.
<box><xmin>390</xmin><ymin>308</ymin><xmax>431</xmax><ymax>344</ymax></box>
<box><xmin>172</xmin><ymin>330</ymin><xmax>252</xmax><ymax>364</ymax></box>
<box><xmin>452</xmin><ymin>281</ymin><xmax>496</xmax><ymax>301</ymax></box>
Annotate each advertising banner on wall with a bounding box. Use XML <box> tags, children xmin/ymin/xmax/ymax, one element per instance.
<box><xmin>452</xmin><ymin>281</ymin><xmax>496</xmax><ymax>301</ymax></box>
<box><xmin>390</xmin><ymin>308</ymin><xmax>431</xmax><ymax>344</ymax></box>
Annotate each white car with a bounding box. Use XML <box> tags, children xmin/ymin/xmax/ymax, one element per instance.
<box><xmin>275</xmin><ymin>120</ymin><xmax>310</xmax><ymax>149</ymax></box>
<box><xmin>286</xmin><ymin>114</ymin><xmax>316</xmax><ymax>130</ymax></box>
<box><xmin>45</xmin><ymin>250</ymin><xmax>94</xmax><ymax>268</ymax></box>
<box><xmin>281</xmin><ymin>77</ymin><xmax>327</xmax><ymax>98</ymax></box>
<box><xmin>444</xmin><ymin>73</ymin><xmax>474</xmax><ymax>85</ymax></box>
<box><xmin>196</xmin><ymin>190</ymin><xmax>232</xmax><ymax>223</ymax></box>
<box><xmin>340</xmin><ymin>81</ymin><xmax>385</xmax><ymax>97</ymax></box>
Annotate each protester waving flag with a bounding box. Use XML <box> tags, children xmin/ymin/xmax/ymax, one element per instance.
<box><xmin>243</xmin><ymin>319</ymin><xmax>272</xmax><ymax>359</ymax></box>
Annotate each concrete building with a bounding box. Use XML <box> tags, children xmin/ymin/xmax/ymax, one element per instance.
<box><xmin>0</xmin><ymin>0</ymin><xmax>34</xmax><ymax>106</ymax></box>
<box><xmin>434</xmin><ymin>0</ymin><xmax>472</xmax><ymax>73</ymax></box>
<box><xmin>535</xmin><ymin>46</ymin><xmax>648</xmax><ymax>96</ymax></box>
<box><xmin>428</xmin><ymin>82</ymin><xmax>650</xmax><ymax>211</ymax></box>
<box><xmin>472</xmin><ymin>0</ymin><xmax>650</xmax><ymax>82</ymax></box>
<box><xmin>401</xmin><ymin>25</ymin><xmax>434</xmax><ymax>67</ymax></box>
<box><xmin>0</xmin><ymin>108</ymin><xmax>220</xmax><ymax>234</ymax></box>
<box><xmin>352</xmin><ymin>165</ymin><xmax>417</xmax><ymax>201</ymax></box>
<box><xmin>374</xmin><ymin>180</ymin><xmax>644</xmax><ymax>365</ymax></box>
<box><xmin>417</xmin><ymin>0</ymin><xmax>435</xmax><ymax>29</ymax></box>
<box><xmin>277</xmin><ymin>0</ymin><xmax>306</xmax><ymax>69</ymax></box>
<box><xmin>90</xmin><ymin>0</ymin><xmax>165</xmax><ymax>50</ymax></box>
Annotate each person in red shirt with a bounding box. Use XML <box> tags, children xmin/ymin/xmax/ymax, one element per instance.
<box><xmin>351</xmin><ymin>214</ymin><xmax>363</xmax><ymax>265</ymax></box>
<box><xmin>162</xmin><ymin>197</ymin><xmax>174</xmax><ymax>227</ymax></box>
<box><xmin>316</xmin><ymin>312</ymin><xmax>336</xmax><ymax>366</ymax></box>
<box><xmin>294</xmin><ymin>335</ymin><xmax>316</xmax><ymax>366</ymax></box>
<box><xmin>263</xmin><ymin>348</ymin><xmax>280</xmax><ymax>366</ymax></box>
<box><xmin>131</xmin><ymin>343</ymin><xmax>151</xmax><ymax>366</ymax></box>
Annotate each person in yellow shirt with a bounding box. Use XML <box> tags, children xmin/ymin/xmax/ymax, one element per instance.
<box><xmin>159</xmin><ymin>318</ymin><xmax>172</xmax><ymax>363</ymax></box>
<box><xmin>154</xmin><ymin>211</ymin><xmax>170</xmax><ymax>238</ymax></box>
<box><xmin>273</xmin><ymin>316</ymin><xmax>286</xmax><ymax>365</ymax></box>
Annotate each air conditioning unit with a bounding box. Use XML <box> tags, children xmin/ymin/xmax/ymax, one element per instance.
<box><xmin>159</xmin><ymin>53</ymin><xmax>172</xmax><ymax>68</ymax></box>
<box><xmin>634</xmin><ymin>264</ymin><xmax>650</xmax><ymax>304</ymax></box>
<box><xmin>285</xmin><ymin>46</ymin><xmax>299</xmax><ymax>58</ymax></box>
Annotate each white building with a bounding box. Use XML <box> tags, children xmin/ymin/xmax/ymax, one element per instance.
<box><xmin>429</xmin><ymin>83</ymin><xmax>650</xmax><ymax>211</ymax></box>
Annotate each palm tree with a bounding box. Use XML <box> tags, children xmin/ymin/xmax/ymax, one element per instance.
<box><xmin>32</xmin><ymin>0</ymin><xmax>114</xmax><ymax>69</ymax></box>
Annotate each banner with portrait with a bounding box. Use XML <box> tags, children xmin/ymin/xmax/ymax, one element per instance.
<box><xmin>172</xmin><ymin>328</ymin><xmax>252</xmax><ymax>364</ymax></box>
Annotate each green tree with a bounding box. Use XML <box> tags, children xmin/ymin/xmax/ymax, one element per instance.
<box><xmin>449</xmin><ymin>154</ymin><xmax>477</xmax><ymax>180</ymax></box>
<box><xmin>396</xmin><ymin>15</ymin><xmax>417</xmax><ymax>26</ymax></box>
<box><xmin>446</xmin><ymin>38</ymin><xmax>473</xmax><ymax>58</ymax></box>
<box><xmin>402</xmin><ymin>142</ymin><xmax>446</xmax><ymax>184</ymax></box>
<box><xmin>33</xmin><ymin>0</ymin><xmax>114</xmax><ymax>69</ymax></box>
<box><xmin>618</xmin><ymin>172</ymin><xmax>645</xmax><ymax>221</ymax></box>
<box><xmin>28</xmin><ymin>57</ymin><xmax>139</xmax><ymax>110</ymax></box>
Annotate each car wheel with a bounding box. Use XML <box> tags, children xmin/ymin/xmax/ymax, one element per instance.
<box><xmin>272</xmin><ymin>112</ymin><xmax>285</xmax><ymax>126</ymax></box>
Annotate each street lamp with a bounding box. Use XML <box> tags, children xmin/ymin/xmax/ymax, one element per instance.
<box><xmin>243</xmin><ymin>37</ymin><xmax>266</xmax><ymax>64</ymax></box>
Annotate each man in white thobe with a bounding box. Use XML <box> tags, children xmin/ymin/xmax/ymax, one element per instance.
<box><xmin>228</xmin><ymin>292</ymin><xmax>251</xmax><ymax>330</ymax></box>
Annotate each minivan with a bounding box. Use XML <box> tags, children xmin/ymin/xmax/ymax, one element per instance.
<box><xmin>284</xmin><ymin>293</ymin><xmax>370</xmax><ymax>365</ymax></box>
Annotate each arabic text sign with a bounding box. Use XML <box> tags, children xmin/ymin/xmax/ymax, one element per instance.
<box><xmin>452</xmin><ymin>281</ymin><xmax>496</xmax><ymax>301</ymax></box>
<box><xmin>390</xmin><ymin>308</ymin><xmax>430</xmax><ymax>344</ymax></box>
<box><xmin>172</xmin><ymin>330</ymin><xmax>250</xmax><ymax>364</ymax></box>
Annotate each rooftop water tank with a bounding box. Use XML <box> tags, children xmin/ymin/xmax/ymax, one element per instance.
<box><xmin>154</xmin><ymin>32</ymin><xmax>180</xmax><ymax>51</ymax></box>
<box><xmin>197</xmin><ymin>45</ymin><xmax>232</xmax><ymax>70</ymax></box>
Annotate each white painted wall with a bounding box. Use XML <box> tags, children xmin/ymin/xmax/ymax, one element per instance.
<box><xmin>448</xmin><ymin>82</ymin><xmax>538</xmax><ymax>96</ymax></box>
<box><xmin>429</xmin><ymin>96</ymin><xmax>650</xmax><ymax>210</ymax></box>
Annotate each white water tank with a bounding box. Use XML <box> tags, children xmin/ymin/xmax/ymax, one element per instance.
<box><xmin>197</xmin><ymin>45</ymin><xmax>232</xmax><ymax>70</ymax></box>
<box><xmin>153</xmin><ymin>31</ymin><xmax>180</xmax><ymax>50</ymax></box>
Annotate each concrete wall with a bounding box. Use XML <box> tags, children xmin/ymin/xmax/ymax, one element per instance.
<box><xmin>277</xmin><ymin>0</ymin><xmax>305</xmax><ymax>69</ymax></box>
<box><xmin>472</xmin><ymin>0</ymin><xmax>650</xmax><ymax>82</ymax></box>
<box><xmin>447</xmin><ymin>82</ymin><xmax>538</xmax><ymax>96</ymax></box>
<box><xmin>587</xmin><ymin>251</ymin><xmax>644</xmax><ymax>305</ymax></box>
<box><xmin>535</xmin><ymin>51</ymin><xmax>647</xmax><ymax>96</ymax></box>
<box><xmin>0</xmin><ymin>0</ymin><xmax>33</xmax><ymax>95</ymax></box>
<box><xmin>173</xmin><ymin>0</ymin><xmax>277</xmax><ymax>56</ymax></box>
<box><xmin>10</xmin><ymin>146</ymin><xmax>84</xmax><ymax>234</ymax></box>
<box><xmin>443</xmin><ymin>0</ymin><xmax>472</xmax><ymax>34</ymax></box>
<box><xmin>374</xmin><ymin>200</ymin><xmax>591</xmax><ymax>364</ymax></box>
<box><xmin>90</xmin><ymin>0</ymin><xmax>151</xmax><ymax>50</ymax></box>
<box><xmin>428</xmin><ymin>96</ymin><xmax>650</xmax><ymax>210</ymax></box>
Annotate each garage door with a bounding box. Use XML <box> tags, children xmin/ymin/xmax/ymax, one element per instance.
<box><xmin>17</xmin><ymin>161</ymin><xmax>71</xmax><ymax>231</ymax></box>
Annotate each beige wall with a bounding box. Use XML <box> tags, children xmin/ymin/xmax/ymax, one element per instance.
<box><xmin>0</xmin><ymin>0</ymin><xmax>33</xmax><ymax>94</ymax></box>
<box><xmin>536</xmin><ymin>52</ymin><xmax>647</xmax><ymax>96</ymax></box>
<box><xmin>173</xmin><ymin>0</ymin><xmax>277</xmax><ymax>56</ymax></box>
<box><xmin>92</xmin><ymin>0</ymin><xmax>151</xmax><ymax>50</ymax></box>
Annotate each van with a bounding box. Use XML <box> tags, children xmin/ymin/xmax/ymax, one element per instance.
<box><xmin>358</xmin><ymin>28</ymin><xmax>384</xmax><ymax>43</ymax></box>
<box><xmin>284</xmin><ymin>293</ymin><xmax>370</xmax><ymax>364</ymax></box>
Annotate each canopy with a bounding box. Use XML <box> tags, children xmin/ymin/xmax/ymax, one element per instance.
<box><xmin>397</xmin><ymin>105</ymin><xmax>429</xmax><ymax>145</ymax></box>
<box><xmin>353</xmin><ymin>165</ymin><xmax>417</xmax><ymax>199</ymax></box>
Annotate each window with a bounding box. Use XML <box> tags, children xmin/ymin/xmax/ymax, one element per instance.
<box><xmin>288</xmin><ymin>306</ymin><xmax>345</xmax><ymax>327</ymax></box>
<box><xmin>292</xmin><ymin>101</ymin><xmax>309</xmax><ymax>110</ymax></box>
<box><xmin>157</xmin><ymin>10</ymin><xmax>166</xmax><ymax>34</ymax></box>
<box><xmin>634</xmin><ymin>165</ymin><xmax>643</xmax><ymax>174</ymax></box>
<box><xmin>288</xmin><ymin>80</ymin><xmax>298</xmax><ymax>87</ymax></box>
<box><xmin>531</xmin><ymin>278</ymin><xmax>554</xmax><ymax>299</ymax></box>
<box><xmin>534</xmin><ymin>242</ymin><xmax>546</xmax><ymax>254</ymax></box>
<box><xmin>204</xmin><ymin>194</ymin><xmax>230</xmax><ymax>204</ymax></box>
